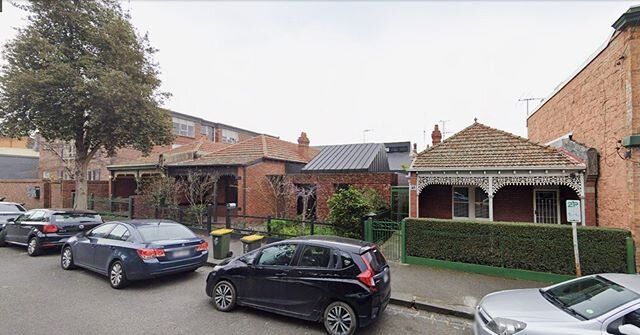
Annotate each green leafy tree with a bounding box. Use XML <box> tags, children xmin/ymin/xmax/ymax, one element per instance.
<box><xmin>326</xmin><ymin>187</ymin><xmax>373</xmax><ymax>239</ymax></box>
<box><xmin>0</xmin><ymin>0</ymin><xmax>174</xmax><ymax>209</ymax></box>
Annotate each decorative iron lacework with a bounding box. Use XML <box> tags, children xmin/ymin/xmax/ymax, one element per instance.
<box><xmin>492</xmin><ymin>175</ymin><xmax>583</xmax><ymax>196</ymax></box>
<box><xmin>417</xmin><ymin>173</ymin><xmax>583</xmax><ymax>196</ymax></box>
<box><xmin>417</xmin><ymin>175</ymin><xmax>490</xmax><ymax>194</ymax></box>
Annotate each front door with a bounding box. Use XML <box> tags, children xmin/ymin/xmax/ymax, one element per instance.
<box><xmin>534</xmin><ymin>190</ymin><xmax>559</xmax><ymax>224</ymax></box>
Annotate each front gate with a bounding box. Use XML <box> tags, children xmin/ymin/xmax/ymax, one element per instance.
<box><xmin>364</xmin><ymin>219</ymin><xmax>405</xmax><ymax>263</ymax></box>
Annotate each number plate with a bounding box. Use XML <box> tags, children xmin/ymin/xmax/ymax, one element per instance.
<box><xmin>173</xmin><ymin>249</ymin><xmax>191</xmax><ymax>258</ymax></box>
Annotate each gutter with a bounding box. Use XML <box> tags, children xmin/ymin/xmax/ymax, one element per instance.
<box><xmin>409</xmin><ymin>165</ymin><xmax>586</xmax><ymax>172</ymax></box>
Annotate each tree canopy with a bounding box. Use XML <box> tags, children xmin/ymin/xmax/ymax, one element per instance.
<box><xmin>0</xmin><ymin>0</ymin><xmax>174</xmax><ymax>208</ymax></box>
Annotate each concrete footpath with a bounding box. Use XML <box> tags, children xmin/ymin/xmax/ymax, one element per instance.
<box><xmin>199</xmin><ymin>233</ymin><xmax>544</xmax><ymax>320</ymax></box>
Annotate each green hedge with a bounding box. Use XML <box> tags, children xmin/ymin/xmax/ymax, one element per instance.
<box><xmin>405</xmin><ymin>218</ymin><xmax>632</xmax><ymax>275</ymax></box>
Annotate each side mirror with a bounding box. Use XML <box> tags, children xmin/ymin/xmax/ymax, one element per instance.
<box><xmin>619</xmin><ymin>324</ymin><xmax>640</xmax><ymax>335</ymax></box>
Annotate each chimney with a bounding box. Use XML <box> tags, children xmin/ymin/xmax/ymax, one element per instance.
<box><xmin>431</xmin><ymin>125</ymin><xmax>442</xmax><ymax>145</ymax></box>
<box><xmin>298</xmin><ymin>132</ymin><xmax>310</xmax><ymax>157</ymax></box>
<box><xmin>409</xmin><ymin>143</ymin><xmax>418</xmax><ymax>158</ymax></box>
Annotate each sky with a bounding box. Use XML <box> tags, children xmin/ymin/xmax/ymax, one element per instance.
<box><xmin>0</xmin><ymin>1</ymin><xmax>638</xmax><ymax>149</ymax></box>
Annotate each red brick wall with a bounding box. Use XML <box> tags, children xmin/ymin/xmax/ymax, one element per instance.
<box><xmin>242</xmin><ymin>160</ymin><xmax>287</xmax><ymax>218</ymax></box>
<box><xmin>286</xmin><ymin>173</ymin><xmax>397</xmax><ymax>220</ymax></box>
<box><xmin>0</xmin><ymin>179</ymin><xmax>45</xmax><ymax>209</ymax></box>
<box><xmin>418</xmin><ymin>185</ymin><xmax>452</xmax><ymax>219</ymax></box>
<box><xmin>527</xmin><ymin>26</ymin><xmax>640</xmax><ymax>234</ymax></box>
<box><xmin>494</xmin><ymin>186</ymin><xmax>534</xmax><ymax>222</ymax></box>
<box><xmin>409</xmin><ymin>173</ymin><xmax>418</xmax><ymax>217</ymax></box>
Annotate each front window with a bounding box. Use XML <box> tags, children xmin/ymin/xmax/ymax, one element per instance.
<box><xmin>453</xmin><ymin>186</ymin><xmax>489</xmax><ymax>219</ymax></box>
<box><xmin>542</xmin><ymin>276</ymin><xmax>640</xmax><ymax>320</ymax></box>
<box><xmin>221</xmin><ymin>129</ymin><xmax>239</xmax><ymax>144</ymax></box>
<box><xmin>298</xmin><ymin>245</ymin><xmax>332</xmax><ymax>268</ymax></box>
<box><xmin>172</xmin><ymin>117</ymin><xmax>195</xmax><ymax>138</ymax></box>
<box><xmin>257</xmin><ymin>244</ymin><xmax>297</xmax><ymax>266</ymax></box>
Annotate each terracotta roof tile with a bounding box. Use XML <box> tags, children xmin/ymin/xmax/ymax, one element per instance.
<box><xmin>410</xmin><ymin>122</ymin><xmax>584</xmax><ymax>170</ymax></box>
<box><xmin>118</xmin><ymin>138</ymin><xmax>229</xmax><ymax>166</ymax></box>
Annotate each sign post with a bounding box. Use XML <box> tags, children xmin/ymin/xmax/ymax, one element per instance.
<box><xmin>566</xmin><ymin>200</ymin><xmax>582</xmax><ymax>277</ymax></box>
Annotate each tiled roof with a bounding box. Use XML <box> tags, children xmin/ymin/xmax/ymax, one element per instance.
<box><xmin>302</xmin><ymin>143</ymin><xmax>390</xmax><ymax>173</ymax></box>
<box><xmin>114</xmin><ymin>138</ymin><xmax>229</xmax><ymax>167</ymax></box>
<box><xmin>410</xmin><ymin>122</ymin><xmax>584</xmax><ymax>170</ymax></box>
<box><xmin>172</xmin><ymin>135</ymin><xmax>319</xmax><ymax>167</ymax></box>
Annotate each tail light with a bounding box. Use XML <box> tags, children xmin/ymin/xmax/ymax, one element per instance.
<box><xmin>358</xmin><ymin>255</ymin><xmax>377</xmax><ymax>292</ymax></box>
<box><xmin>43</xmin><ymin>224</ymin><xmax>58</xmax><ymax>233</ymax></box>
<box><xmin>137</xmin><ymin>248</ymin><xmax>165</xmax><ymax>260</ymax></box>
<box><xmin>196</xmin><ymin>241</ymin><xmax>209</xmax><ymax>252</ymax></box>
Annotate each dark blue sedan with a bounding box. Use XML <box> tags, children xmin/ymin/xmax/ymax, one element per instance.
<box><xmin>61</xmin><ymin>219</ymin><xmax>209</xmax><ymax>289</ymax></box>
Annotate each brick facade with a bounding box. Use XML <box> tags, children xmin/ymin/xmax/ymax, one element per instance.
<box><xmin>527</xmin><ymin>25</ymin><xmax>640</xmax><ymax>239</ymax></box>
<box><xmin>287</xmin><ymin>173</ymin><xmax>398</xmax><ymax>220</ymax></box>
<box><xmin>0</xmin><ymin>179</ymin><xmax>109</xmax><ymax>209</ymax></box>
<box><xmin>0</xmin><ymin>179</ymin><xmax>45</xmax><ymax>208</ymax></box>
<box><xmin>241</xmin><ymin>160</ymin><xmax>287</xmax><ymax>218</ymax></box>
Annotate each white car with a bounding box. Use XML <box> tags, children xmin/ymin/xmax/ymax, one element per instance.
<box><xmin>475</xmin><ymin>274</ymin><xmax>640</xmax><ymax>335</ymax></box>
<box><xmin>0</xmin><ymin>201</ymin><xmax>26</xmax><ymax>230</ymax></box>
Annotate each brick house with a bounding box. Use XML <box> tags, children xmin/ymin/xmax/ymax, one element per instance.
<box><xmin>38</xmin><ymin>109</ymin><xmax>263</xmax><ymax>183</ymax></box>
<box><xmin>527</xmin><ymin>7</ymin><xmax>640</xmax><ymax>248</ymax></box>
<box><xmin>408</xmin><ymin>122</ymin><xmax>592</xmax><ymax>225</ymax></box>
<box><xmin>286</xmin><ymin>143</ymin><xmax>400</xmax><ymax>220</ymax></box>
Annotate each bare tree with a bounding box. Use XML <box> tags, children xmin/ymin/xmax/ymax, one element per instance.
<box><xmin>261</xmin><ymin>175</ymin><xmax>296</xmax><ymax>218</ymax></box>
<box><xmin>296</xmin><ymin>184</ymin><xmax>317</xmax><ymax>225</ymax></box>
<box><xmin>138</xmin><ymin>174</ymin><xmax>183</xmax><ymax>209</ymax></box>
<box><xmin>179</xmin><ymin>170</ymin><xmax>221</xmax><ymax>226</ymax></box>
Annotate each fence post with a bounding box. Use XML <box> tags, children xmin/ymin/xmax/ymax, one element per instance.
<box><xmin>310</xmin><ymin>220</ymin><xmax>315</xmax><ymax>236</ymax></box>
<box><xmin>127</xmin><ymin>196</ymin><xmax>134</xmax><ymax>219</ymax></box>
<box><xmin>401</xmin><ymin>219</ymin><xmax>407</xmax><ymax>263</ymax></box>
<box><xmin>627</xmin><ymin>237</ymin><xmax>636</xmax><ymax>274</ymax></box>
<box><xmin>225</xmin><ymin>206</ymin><xmax>231</xmax><ymax>229</ymax></box>
<box><xmin>89</xmin><ymin>193</ymin><xmax>95</xmax><ymax>210</ymax></box>
<box><xmin>267</xmin><ymin>216</ymin><xmax>272</xmax><ymax>235</ymax></box>
<box><xmin>207</xmin><ymin>204</ymin><xmax>213</xmax><ymax>233</ymax></box>
<box><xmin>178</xmin><ymin>207</ymin><xmax>184</xmax><ymax>223</ymax></box>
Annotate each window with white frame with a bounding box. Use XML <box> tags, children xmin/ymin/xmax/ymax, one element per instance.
<box><xmin>221</xmin><ymin>129</ymin><xmax>239</xmax><ymax>144</ymax></box>
<box><xmin>87</xmin><ymin>169</ymin><xmax>100</xmax><ymax>181</ymax></box>
<box><xmin>200</xmin><ymin>125</ymin><xmax>215</xmax><ymax>141</ymax></box>
<box><xmin>452</xmin><ymin>186</ymin><xmax>489</xmax><ymax>219</ymax></box>
<box><xmin>172</xmin><ymin>117</ymin><xmax>195</xmax><ymax>138</ymax></box>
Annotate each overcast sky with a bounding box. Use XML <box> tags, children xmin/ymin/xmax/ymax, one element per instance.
<box><xmin>0</xmin><ymin>1</ymin><xmax>637</xmax><ymax>149</ymax></box>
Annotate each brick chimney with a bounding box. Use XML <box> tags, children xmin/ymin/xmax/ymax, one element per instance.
<box><xmin>298</xmin><ymin>132</ymin><xmax>310</xmax><ymax>157</ymax></box>
<box><xmin>431</xmin><ymin>125</ymin><xmax>442</xmax><ymax>145</ymax></box>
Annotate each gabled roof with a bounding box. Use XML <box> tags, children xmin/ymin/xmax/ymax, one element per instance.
<box><xmin>302</xmin><ymin>143</ymin><xmax>390</xmax><ymax>173</ymax></box>
<box><xmin>410</xmin><ymin>122</ymin><xmax>585</xmax><ymax>171</ymax></box>
<box><xmin>171</xmin><ymin>135</ymin><xmax>319</xmax><ymax>167</ymax></box>
<box><xmin>108</xmin><ymin>138</ymin><xmax>229</xmax><ymax>169</ymax></box>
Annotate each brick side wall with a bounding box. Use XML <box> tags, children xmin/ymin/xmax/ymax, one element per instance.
<box><xmin>242</xmin><ymin>160</ymin><xmax>287</xmax><ymax>217</ymax></box>
<box><xmin>0</xmin><ymin>179</ymin><xmax>44</xmax><ymax>209</ymax></box>
<box><xmin>418</xmin><ymin>185</ymin><xmax>452</xmax><ymax>219</ymax></box>
<box><xmin>286</xmin><ymin>173</ymin><xmax>397</xmax><ymax>220</ymax></box>
<box><xmin>527</xmin><ymin>27</ymin><xmax>639</xmax><ymax>234</ymax></box>
<box><xmin>409</xmin><ymin>173</ymin><xmax>417</xmax><ymax>217</ymax></box>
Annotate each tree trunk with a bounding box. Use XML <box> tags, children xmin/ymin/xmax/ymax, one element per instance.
<box><xmin>74</xmin><ymin>157</ymin><xmax>90</xmax><ymax>210</ymax></box>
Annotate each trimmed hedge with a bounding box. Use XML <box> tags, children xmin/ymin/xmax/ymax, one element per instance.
<box><xmin>405</xmin><ymin>218</ymin><xmax>632</xmax><ymax>275</ymax></box>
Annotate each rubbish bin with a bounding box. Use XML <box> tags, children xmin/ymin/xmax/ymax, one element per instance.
<box><xmin>240</xmin><ymin>234</ymin><xmax>264</xmax><ymax>254</ymax></box>
<box><xmin>211</xmin><ymin>228</ymin><xmax>233</xmax><ymax>259</ymax></box>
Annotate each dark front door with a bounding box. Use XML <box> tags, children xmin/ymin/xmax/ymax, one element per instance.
<box><xmin>248</xmin><ymin>243</ymin><xmax>298</xmax><ymax>311</ymax></box>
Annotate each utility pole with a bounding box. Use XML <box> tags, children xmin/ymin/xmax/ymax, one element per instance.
<box><xmin>363</xmin><ymin>129</ymin><xmax>373</xmax><ymax>143</ymax></box>
<box><xmin>518</xmin><ymin>97</ymin><xmax>544</xmax><ymax>116</ymax></box>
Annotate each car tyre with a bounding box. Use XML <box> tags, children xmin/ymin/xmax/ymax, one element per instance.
<box><xmin>27</xmin><ymin>237</ymin><xmax>41</xmax><ymax>256</ymax></box>
<box><xmin>108</xmin><ymin>260</ymin><xmax>129</xmax><ymax>289</ymax></box>
<box><xmin>323</xmin><ymin>301</ymin><xmax>357</xmax><ymax>335</ymax></box>
<box><xmin>212</xmin><ymin>280</ymin><xmax>237</xmax><ymax>312</ymax></box>
<box><xmin>61</xmin><ymin>246</ymin><xmax>76</xmax><ymax>270</ymax></box>
<box><xmin>0</xmin><ymin>230</ymin><xmax>7</xmax><ymax>247</ymax></box>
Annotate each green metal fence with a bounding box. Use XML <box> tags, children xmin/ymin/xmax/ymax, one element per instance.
<box><xmin>364</xmin><ymin>218</ymin><xmax>405</xmax><ymax>263</ymax></box>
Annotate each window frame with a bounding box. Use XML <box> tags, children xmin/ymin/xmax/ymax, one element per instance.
<box><xmin>106</xmin><ymin>224</ymin><xmax>130</xmax><ymax>241</ymax></box>
<box><xmin>172</xmin><ymin>117</ymin><xmax>195</xmax><ymax>138</ymax></box>
<box><xmin>451</xmin><ymin>186</ymin><xmax>490</xmax><ymax>220</ymax></box>
<box><xmin>256</xmin><ymin>243</ymin><xmax>298</xmax><ymax>267</ymax></box>
<box><xmin>87</xmin><ymin>223</ymin><xmax>117</xmax><ymax>238</ymax></box>
<box><xmin>296</xmin><ymin>244</ymin><xmax>333</xmax><ymax>269</ymax></box>
<box><xmin>221</xmin><ymin>129</ymin><xmax>239</xmax><ymax>144</ymax></box>
<box><xmin>533</xmin><ymin>188</ymin><xmax>561</xmax><ymax>224</ymax></box>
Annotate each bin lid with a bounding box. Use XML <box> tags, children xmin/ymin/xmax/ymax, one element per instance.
<box><xmin>241</xmin><ymin>234</ymin><xmax>264</xmax><ymax>243</ymax></box>
<box><xmin>211</xmin><ymin>228</ymin><xmax>234</xmax><ymax>236</ymax></box>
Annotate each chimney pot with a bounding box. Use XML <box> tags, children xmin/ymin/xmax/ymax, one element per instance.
<box><xmin>431</xmin><ymin>125</ymin><xmax>442</xmax><ymax>145</ymax></box>
<box><xmin>298</xmin><ymin>132</ymin><xmax>310</xmax><ymax>157</ymax></box>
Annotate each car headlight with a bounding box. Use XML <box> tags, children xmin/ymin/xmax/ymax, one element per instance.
<box><xmin>486</xmin><ymin>317</ymin><xmax>527</xmax><ymax>335</ymax></box>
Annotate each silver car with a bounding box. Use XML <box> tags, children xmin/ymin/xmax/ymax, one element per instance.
<box><xmin>475</xmin><ymin>274</ymin><xmax>640</xmax><ymax>335</ymax></box>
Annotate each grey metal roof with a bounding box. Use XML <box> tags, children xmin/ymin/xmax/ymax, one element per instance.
<box><xmin>302</xmin><ymin>143</ymin><xmax>390</xmax><ymax>173</ymax></box>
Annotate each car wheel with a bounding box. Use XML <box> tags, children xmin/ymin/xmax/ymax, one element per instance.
<box><xmin>0</xmin><ymin>230</ymin><xmax>7</xmax><ymax>247</ymax></box>
<box><xmin>212</xmin><ymin>280</ymin><xmax>237</xmax><ymax>312</ymax></box>
<box><xmin>61</xmin><ymin>246</ymin><xmax>76</xmax><ymax>270</ymax></box>
<box><xmin>27</xmin><ymin>237</ymin><xmax>41</xmax><ymax>256</ymax></box>
<box><xmin>324</xmin><ymin>301</ymin><xmax>357</xmax><ymax>335</ymax></box>
<box><xmin>108</xmin><ymin>261</ymin><xmax>129</xmax><ymax>289</ymax></box>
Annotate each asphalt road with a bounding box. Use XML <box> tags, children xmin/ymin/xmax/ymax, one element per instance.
<box><xmin>0</xmin><ymin>246</ymin><xmax>472</xmax><ymax>335</ymax></box>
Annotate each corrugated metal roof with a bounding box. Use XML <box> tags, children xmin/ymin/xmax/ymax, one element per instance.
<box><xmin>302</xmin><ymin>143</ymin><xmax>390</xmax><ymax>173</ymax></box>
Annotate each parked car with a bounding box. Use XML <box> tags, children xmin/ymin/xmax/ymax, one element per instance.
<box><xmin>0</xmin><ymin>202</ymin><xmax>26</xmax><ymax>230</ymax></box>
<box><xmin>474</xmin><ymin>273</ymin><xmax>640</xmax><ymax>335</ymax></box>
<box><xmin>61</xmin><ymin>219</ymin><xmax>208</xmax><ymax>289</ymax></box>
<box><xmin>0</xmin><ymin>209</ymin><xmax>102</xmax><ymax>256</ymax></box>
<box><xmin>205</xmin><ymin>235</ymin><xmax>391</xmax><ymax>335</ymax></box>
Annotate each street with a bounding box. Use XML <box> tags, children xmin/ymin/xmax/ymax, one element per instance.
<box><xmin>0</xmin><ymin>246</ymin><xmax>472</xmax><ymax>335</ymax></box>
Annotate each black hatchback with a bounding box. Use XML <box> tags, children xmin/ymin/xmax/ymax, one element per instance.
<box><xmin>205</xmin><ymin>236</ymin><xmax>391</xmax><ymax>335</ymax></box>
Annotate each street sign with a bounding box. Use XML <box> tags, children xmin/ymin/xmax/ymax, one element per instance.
<box><xmin>566</xmin><ymin>200</ymin><xmax>581</xmax><ymax>223</ymax></box>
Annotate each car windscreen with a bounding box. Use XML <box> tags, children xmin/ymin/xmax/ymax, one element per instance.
<box><xmin>137</xmin><ymin>224</ymin><xmax>196</xmax><ymax>241</ymax></box>
<box><xmin>362</xmin><ymin>247</ymin><xmax>388</xmax><ymax>273</ymax></box>
<box><xmin>0</xmin><ymin>204</ymin><xmax>25</xmax><ymax>212</ymax></box>
<box><xmin>52</xmin><ymin>213</ymin><xmax>102</xmax><ymax>223</ymax></box>
<box><xmin>542</xmin><ymin>276</ymin><xmax>640</xmax><ymax>320</ymax></box>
